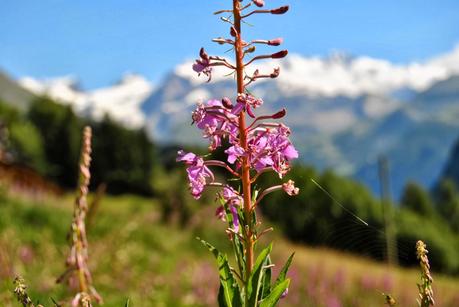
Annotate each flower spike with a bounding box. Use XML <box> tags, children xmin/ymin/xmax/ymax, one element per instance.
<box><xmin>178</xmin><ymin>0</ymin><xmax>297</xmax><ymax>303</ymax></box>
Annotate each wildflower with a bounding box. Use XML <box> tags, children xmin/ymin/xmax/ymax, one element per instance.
<box><xmin>222</xmin><ymin>186</ymin><xmax>242</xmax><ymax>231</ymax></box>
<box><xmin>192</xmin><ymin>48</ymin><xmax>212</xmax><ymax>81</ymax></box>
<box><xmin>236</xmin><ymin>93</ymin><xmax>263</xmax><ymax>118</ymax></box>
<box><xmin>192</xmin><ymin>99</ymin><xmax>239</xmax><ymax>150</ymax></box>
<box><xmin>58</xmin><ymin>126</ymin><xmax>102</xmax><ymax>305</ymax></box>
<box><xmin>177</xmin><ymin>150</ymin><xmax>215</xmax><ymax>199</ymax></box>
<box><xmin>215</xmin><ymin>205</ymin><xmax>226</xmax><ymax>221</ymax></box>
<box><xmin>248</xmin><ymin>125</ymin><xmax>298</xmax><ymax>177</ymax></box>
<box><xmin>225</xmin><ymin>145</ymin><xmax>245</xmax><ymax>164</ymax></box>
<box><xmin>178</xmin><ymin>2</ymin><xmax>297</xmax><ymax>303</ymax></box>
<box><xmin>283</xmin><ymin>180</ymin><xmax>299</xmax><ymax>196</ymax></box>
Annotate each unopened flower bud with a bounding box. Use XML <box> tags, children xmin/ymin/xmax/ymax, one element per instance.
<box><xmin>199</xmin><ymin>47</ymin><xmax>209</xmax><ymax>61</ymax></box>
<box><xmin>253</xmin><ymin>0</ymin><xmax>265</xmax><ymax>7</ymax></box>
<box><xmin>222</xmin><ymin>97</ymin><xmax>233</xmax><ymax>109</ymax></box>
<box><xmin>230</xmin><ymin>26</ymin><xmax>237</xmax><ymax>37</ymax></box>
<box><xmin>272</xmin><ymin>108</ymin><xmax>286</xmax><ymax>119</ymax></box>
<box><xmin>246</xmin><ymin>46</ymin><xmax>256</xmax><ymax>53</ymax></box>
<box><xmin>213</xmin><ymin>37</ymin><xmax>226</xmax><ymax>45</ymax></box>
<box><xmin>253</xmin><ymin>69</ymin><xmax>260</xmax><ymax>77</ymax></box>
<box><xmin>271</xmin><ymin>6</ymin><xmax>289</xmax><ymax>14</ymax></box>
<box><xmin>270</xmin><ymin>67</ymin><xmax>280</xmax><ymax>78</ymax></box>
<box><xmin>268</xmin><ymin>38</ymin><xmax>284</xmax><ymax>46</ymax></box>
<box><xmin>271</xmin><ymin>50</ymin><xmax>288</xmax><ymax>59</ymax></box>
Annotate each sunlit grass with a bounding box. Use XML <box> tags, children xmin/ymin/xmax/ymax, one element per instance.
<box><xmin>1</xmin><ymin>192</ymin><xmax>458</xmax><ymax>306</ymax></box>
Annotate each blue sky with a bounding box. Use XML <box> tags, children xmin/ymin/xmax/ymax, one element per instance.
<box><xmin>1</xmin><ymin>0</ymin><xmax>458</xmax><ymax>89</ymax></box>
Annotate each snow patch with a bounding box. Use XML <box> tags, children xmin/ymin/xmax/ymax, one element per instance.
<box><xmin>19</xmin><ymin>73</ymin><xmax>154</xmax><ymax>128</ymax></box>
<box><xmin>175</xmin><ymin>45</ymin><xmax>459</xmax><ymax>98</ymax></box>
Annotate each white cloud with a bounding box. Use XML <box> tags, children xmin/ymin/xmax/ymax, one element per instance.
<box><xmin>176</xmin><ymin>44</ymin><xmax>459</xmax><ymax>98</ymax></box>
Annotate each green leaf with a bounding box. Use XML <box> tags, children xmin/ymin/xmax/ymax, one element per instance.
<box><xmin>247</xmin><ymin>243</ymin><xmax>272</xmax><ymax>306</ymax></box>
<box><xmin>259</xmin><ymin>279</ymin><xmax>290</xmax><ymax>307</ymax></box>
<box><xmin>217</xmin><ymin>283</ymin><xmax>226</xmax><ymax>307</ymax></box>
<box><xmin>124</xmin><ymin>298</ymin><xmax>130</xmax><ymax>307</ymax></box>
<box><xmin>197</xmin><ymin>237</ymin><xmax>242</xmax><ymax>307</ymax></box>
<box><xmin>231</xmin><ymin>232</ymin><xmax>245</xmax><ymax>280</ymax></box>
<box><xmin>261</xmin><ymin>256</ymin><xmax>272</xmax><ymax>299</ymax></box>
<box><xmin>273</xmin><ymin>252</ymin><xmax>295</xmax><ymax>288</ymax></box>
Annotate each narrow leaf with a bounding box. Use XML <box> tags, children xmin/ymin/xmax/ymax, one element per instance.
<box><xmin>259</xmin><ymin>279</ymin><xmax>290</xmax><ymax>307</ymax></box>
<box><xmin>261</xmin><ymin>256</ymin><xmax>272</xmax><ymax>299</ymax></box>
<box><xmin>197</xmin><ymin>237</ymin><xmax>242</xmax><ymax>307</ymax></box>
<box><xmin>247</xmin><ymin>243</ymin><xmax>272</xmax><ymax>306</ymax></box>
<box><xmin>273</xmin><ymin>252</ymin><xmax>295</xmax><ymax>288</ymax></box>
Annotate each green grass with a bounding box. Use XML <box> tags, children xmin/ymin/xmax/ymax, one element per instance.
<box><xmin>1</xmin><ymin>192</ymin><xmax>459</xmax><ymax>306</ymax></box>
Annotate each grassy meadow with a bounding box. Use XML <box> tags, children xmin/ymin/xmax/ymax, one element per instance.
<box><xmin>1</xmin><ymin>190</ymin><xmax>459</xmax><ymax>306</ymax></box>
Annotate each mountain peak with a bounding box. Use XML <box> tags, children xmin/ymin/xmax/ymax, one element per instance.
<box><xmin>117</xmin><ymin>73</ymin><xmax>151</xmax><ymax>87</ymax></box>
<box><xmin>19</xmin><ymin>74</ymin><xmax>154</xmax><ymax>129</ymax></box>
<box><xmin>173</xmin><ymin>46</ymin><xmax>459</xmax><ymax>99</ymax></box>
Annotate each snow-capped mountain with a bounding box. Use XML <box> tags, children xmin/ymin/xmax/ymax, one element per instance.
<box><xmin>15</xmin><ymin>45</ymin><xmax>459</xmax><ymax>198</ymax></box>
<box><xmin>176</xmin><ymin>45</ymin><xmax>459</xmax><ymax>98</ymax></box>
<box><xmin>20</xmin><ymin>73</ymin><xmax>153</xmax><ymax>128</ymax></box>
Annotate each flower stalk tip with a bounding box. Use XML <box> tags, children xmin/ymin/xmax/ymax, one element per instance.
<box><xmin>58</xmin><ymin>126</ymin><xmax>102</xmax><ymax>305</ymax></box>
<box><xmin>416</xmin><ymin>240</ymin><xmax>435</xmax><ymax>307</ymax></box>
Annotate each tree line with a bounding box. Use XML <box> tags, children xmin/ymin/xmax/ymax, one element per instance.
<box><xmin>0</xmin><ymin>97</ymin><xmax>155</xmax><ymax>195</ymax></box>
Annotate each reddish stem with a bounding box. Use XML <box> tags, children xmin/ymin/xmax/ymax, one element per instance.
<box><xmin>233</xmin><ymin>0</ymin><xmax>254</xmax><ymax>280</ymax></box>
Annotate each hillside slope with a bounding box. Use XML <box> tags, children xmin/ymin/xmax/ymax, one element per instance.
<box><xmin>0</xmin><ymin>70</ymin><xmax>35</xmax><ymax>110</ymax></box>
<box><xmin>1</xmin><ymin>193</ymin><xmax>458</xmax><ymax>306</ymax></box>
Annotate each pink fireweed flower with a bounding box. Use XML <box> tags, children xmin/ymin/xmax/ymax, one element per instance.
<box><xmin>282</xmin><ymin>180</ymin><xmax>299</xmax><ymax>196</ymax></box>
<box><xmin>176</xmin><ymin>150</ymin><xmax>214</xmax><ymax>199</ymax></box>
<box><xmin>225</xmin><ymin>145</ymin><xmax>245</xmax><ymax>164</ymax></box>
<box><xmin>222</xmin><ymin>186</ymin><xmax>242</xmax><ymax>232</ymax></box>
<box><xmin>225</xmin><ymin>124</ymin><xmax>298</xmax><ymax>177</ymax></box>
<box><xmin>236</xmin><ymin>93</ymin><xmax>263</xmax><ymax>118</ymax></box>
<box><xmin>192</xmin><ymin>48</ymin><xmax>212</xmax><ymax>81</ymax></box>
<box><xmin>192</xmin><ymin>99</ymin><xmax>239</xmax><ymax>150</ymax></box>
<box><xmin>215</xmin><ymin>205</ymin><xmax>226</xmax><ymax>221</ymax></box>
